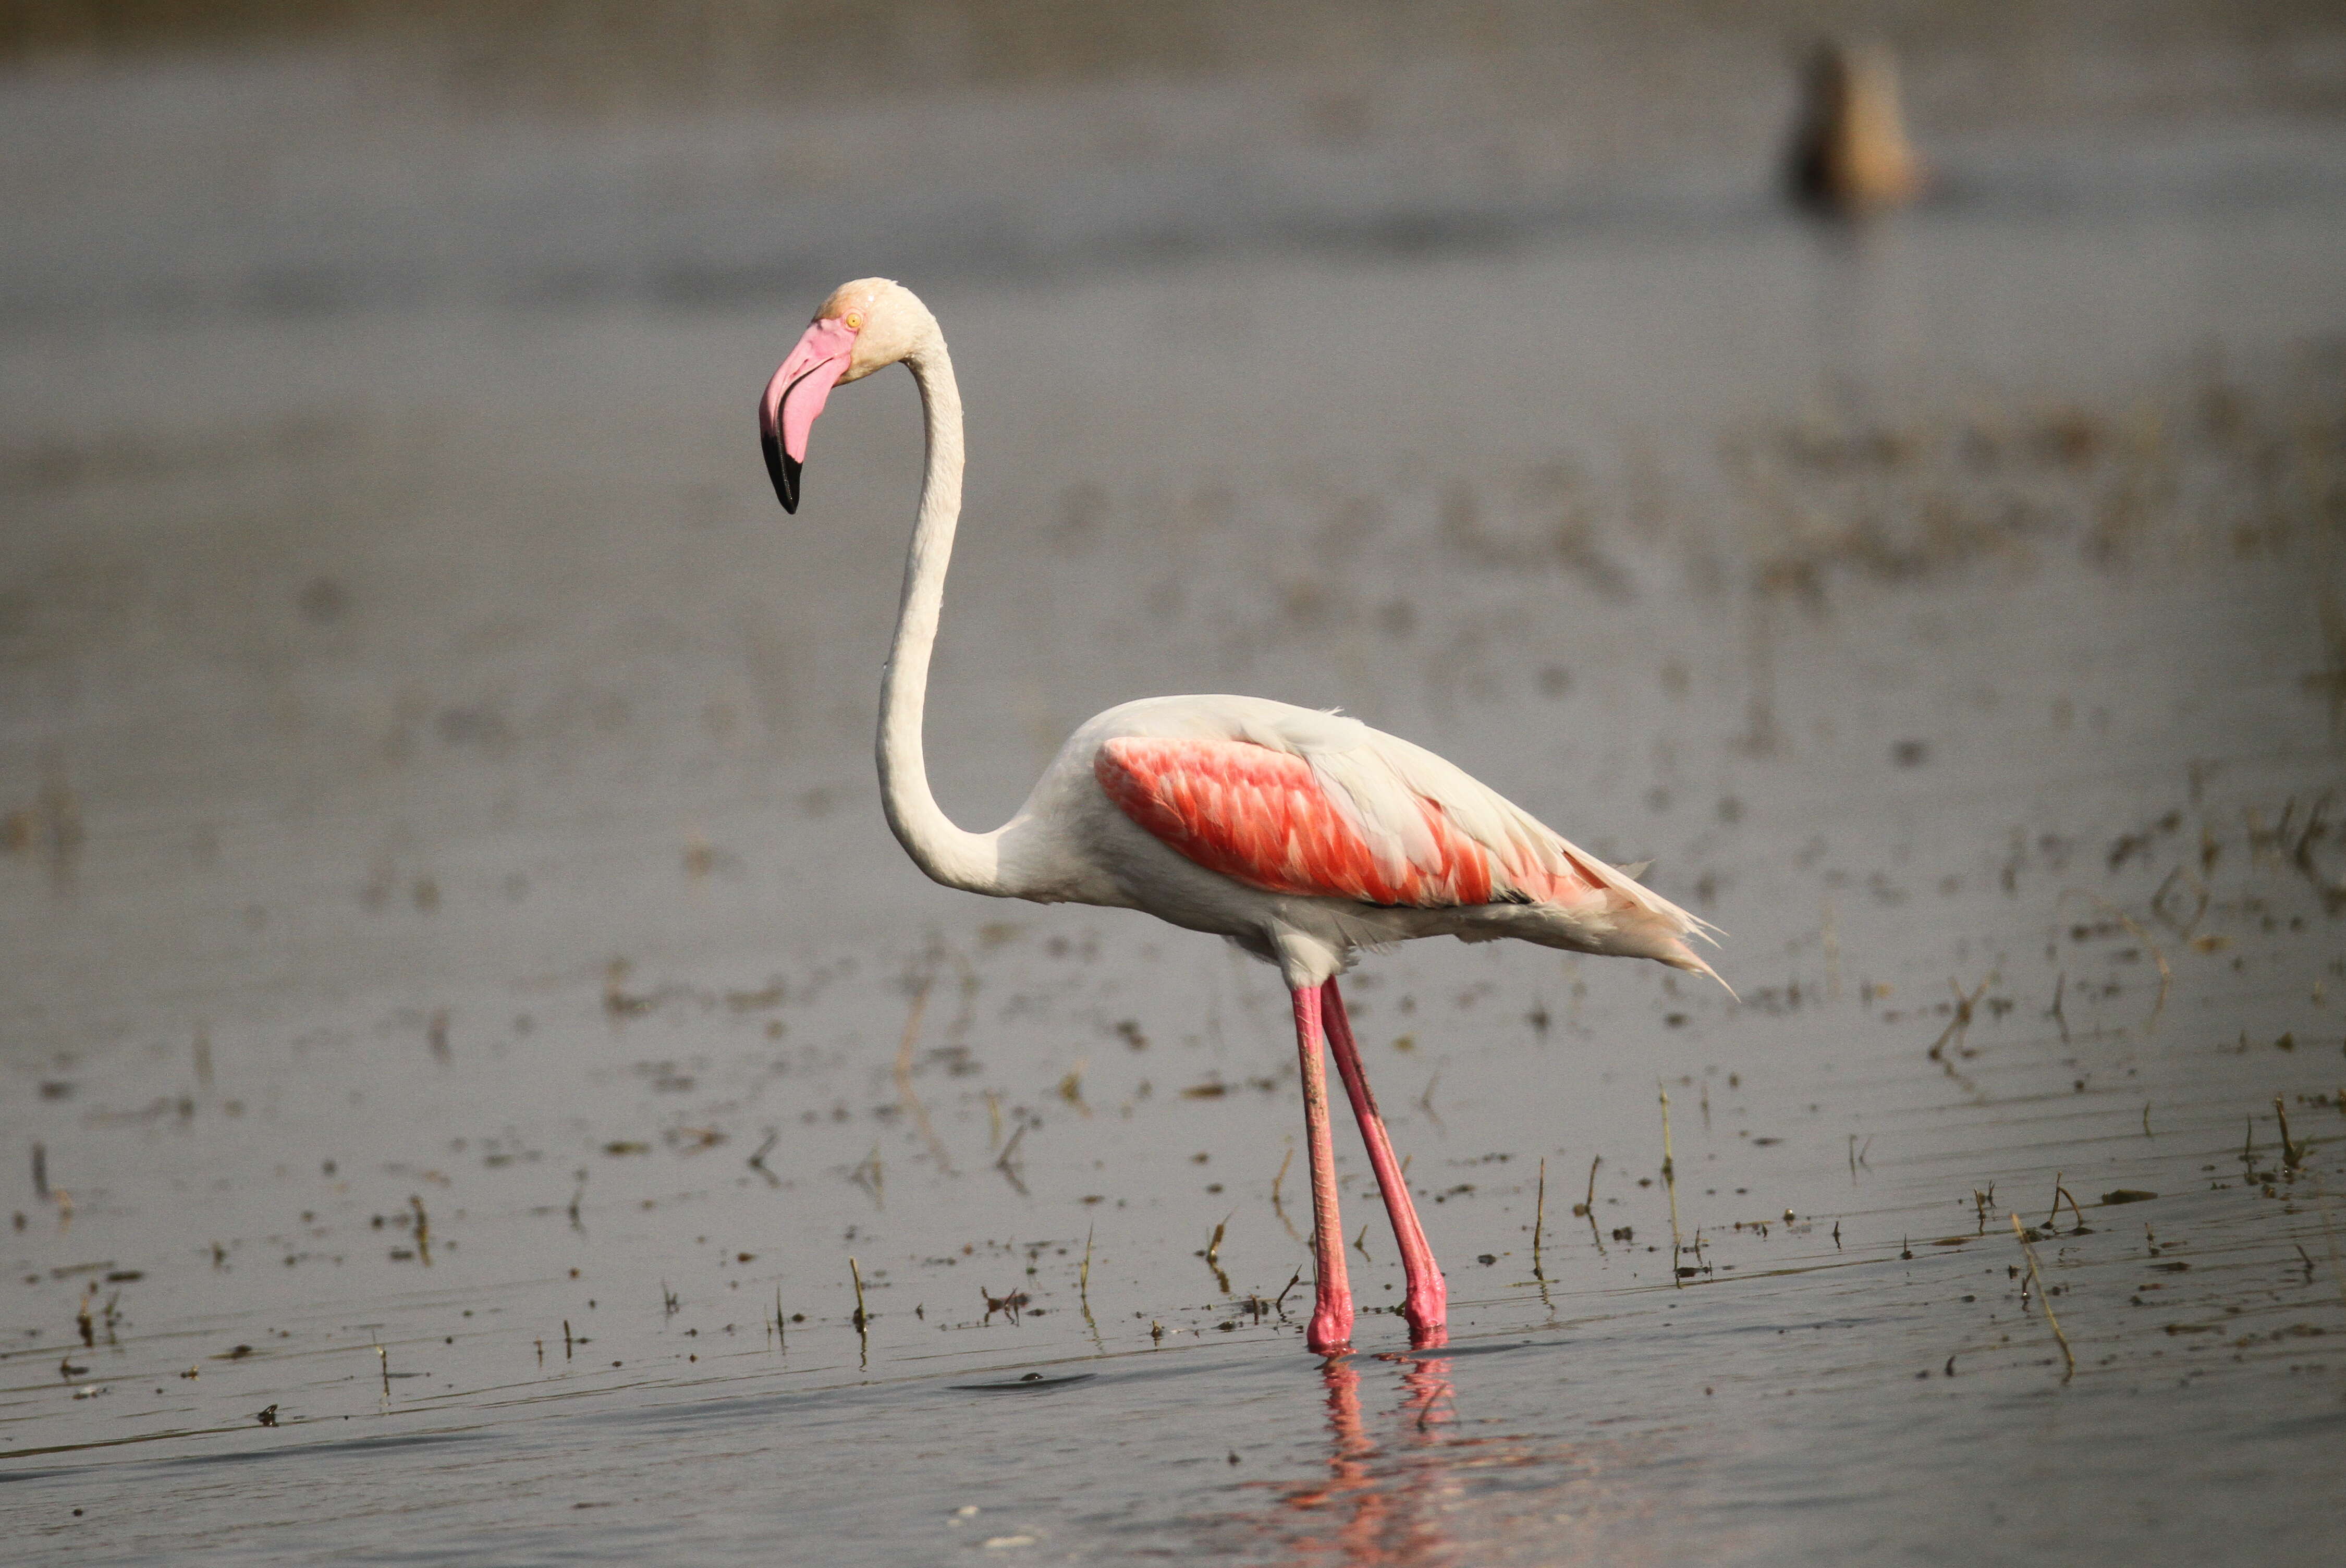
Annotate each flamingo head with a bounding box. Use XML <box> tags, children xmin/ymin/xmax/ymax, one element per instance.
<box><xmin>759</xmin><ymin>277</ymin><xmax>935</xmax><ymax>512</ymax></box>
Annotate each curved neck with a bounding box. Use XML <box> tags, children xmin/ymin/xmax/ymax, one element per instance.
<box><xmin>875</xmin><ymin>336</ymin><xmax>1005</xmax><ymax>893</ymax></box>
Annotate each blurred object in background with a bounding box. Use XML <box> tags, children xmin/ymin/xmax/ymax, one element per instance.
<box><xmin>1787</xmin><ymin>39</ymin><xmax>1926</xmax><ymax>215</ymax></box>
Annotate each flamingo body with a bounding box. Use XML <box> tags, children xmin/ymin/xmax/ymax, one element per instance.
<box><xmin>990</xmin><ymin>693</ymin><xmax>1717</xmax><ymax>990</ymax></box>
<box><xmin>757</xmin><ymin>278</ymin><xmax>1725</xmax><ymax>1356</ymax></box>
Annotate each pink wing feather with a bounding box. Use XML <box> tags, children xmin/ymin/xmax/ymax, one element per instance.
<box><xmin>1095</xmin><ymin>736</ymin><xmax>1607</xmax><ymax>910</ymax></box>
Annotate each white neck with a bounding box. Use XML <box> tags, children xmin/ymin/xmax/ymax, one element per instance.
<box><xmin>874</xmin><ymin>335</ymin><xmax>1009</xmax><ymax>895</ymax></box>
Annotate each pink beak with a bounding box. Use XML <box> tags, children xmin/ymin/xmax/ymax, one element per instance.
<box><xmin>758</xmin><ymin>316</ymin><xmax>859</xmax><ymax>512</ymax></box>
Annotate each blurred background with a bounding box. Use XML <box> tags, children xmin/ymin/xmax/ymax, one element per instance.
<box><xmin>5</xmin><ymin>0</ymin><xmax>2341</xmax><ymax>1039</ymax></box>
<box><xmin>4</xmin><ymin>4</ymin><xmax>2344</xmax><ymax>1562</ymax></box>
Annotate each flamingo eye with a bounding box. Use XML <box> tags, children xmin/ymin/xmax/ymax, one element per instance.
<box><xmin>844</xmin><ymin>311</ymin><xmax>864</xmax><ymax>329</ymax></box>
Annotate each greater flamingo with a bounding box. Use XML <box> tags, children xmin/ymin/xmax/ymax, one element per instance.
<box><xmin>759</xmin><ymin>278</ymin><xmax>1723</xmax><ymax>1354</ymax></box>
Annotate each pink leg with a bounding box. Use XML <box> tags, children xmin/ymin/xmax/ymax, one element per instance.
<box><xmin>1322</xmin><ymin>978</ymin><xmax>1447</xmax><ymax>1347</ymax></box>
<box><xmin>1291</xmin><ymin>983</ymin><xmax>1353</xmax><ymax>1355</ymax></box>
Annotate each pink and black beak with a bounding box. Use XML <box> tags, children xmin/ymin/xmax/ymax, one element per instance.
<box><xmin>757</xmin><ymin>316</ymin><xmax>859</xmax><ymax>513</ymax></box>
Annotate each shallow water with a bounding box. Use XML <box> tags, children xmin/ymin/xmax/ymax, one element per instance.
<box><xmin>5</xmin><ymin>10</ymin><xmax>2346</xmax><ymax>1564</ymax></box>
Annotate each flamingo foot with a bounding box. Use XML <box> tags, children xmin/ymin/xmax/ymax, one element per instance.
<box><xmin>1406</xmin><ymin>1309</ymin><xmax>1448</xmax><ymax>1350</ymax></box>
<box><xmin>1403</xmin><ymin>1269</ymin><xmax>1448</xmax><ymax>1345</ymax></box>
<box><xmin>1307</xmin><ymin>1297</ymin><xmax>1354</xmax><ymax>1356</ymax></box>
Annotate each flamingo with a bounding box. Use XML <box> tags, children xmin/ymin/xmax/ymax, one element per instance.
<box><xmin>759</xmin><ymin>278</ymin><xmax>1723</xmax><ymax>1355</ymax></box>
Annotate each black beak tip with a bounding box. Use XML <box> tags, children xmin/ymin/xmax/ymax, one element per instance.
<box><xmin>762</xmin><ymin>427</ymin><xmax>801</xmax><ymax>514</ymax></box>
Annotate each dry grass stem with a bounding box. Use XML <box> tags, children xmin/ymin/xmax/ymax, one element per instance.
<box><xmin>1274</xmin><ymin>1269</ymin><xmax>1302</xmax><ymax>1315</ymax></box>
<box><xmin>2009</xmin><ymin>1212</ymin><xmax>2075</xmax><ymax>1381</ymax></box>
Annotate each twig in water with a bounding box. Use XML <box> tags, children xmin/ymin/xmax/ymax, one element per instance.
<box><xmin>2009</xmin><ymin>1212</ymin><xmax>2075</xmax><ymax>1382</ymax></box>
<box><xmin>775</xmin><ymin>1288</ymin><xmax>786</xmax><ymax>1349</ymax></box>
<box><xmin>410</xmin><ymin>1195</ymin><xmax>431</xmax><ymax>1266</ymax></box>
<box><xmin>1576</xmin><ymin>1155</ymin><xmax>1605</xmax><ymax>1249</ymax></box>
<box><xmin>31</xmin><ymin>1142</ymin><xmax>46</xmax><ymax>1199</ymax></box>
<box><xmin>993</xmin><ymin>1119</ymin><xmax>1029</xmax><ymax>1196</ymax></box>
<box><xmin>1659</xmin><ymin>1082</ymin><xmax>1684</xmax><ymax>1281</ymax></box>
<box><xmin>1274</xmin><ymin>1269</ymin><xmax>1302</xmax><ymax>1315</ymax></box>
<box><xmin>563</xmin><ymin>1320</ymin><xmax>573</xmax><ymax>1359</ymax></box>
<box><xmin>2274</xmin><ymin>1097</ymin><xmax>2305</xmax><ymax>1171</ymax></box>
<box><xmin>2049</xmin><ymin>972</ymin><xmax>2070</xmax><ymax>1045</ymax></box>
<box><xmin>662</xmin><ymin>1280</ymin><xmax>679</xmax><ymax>1318</ymax></box>
<box><xmin>568</xmin><ymin>1169</ymin><xmax>587</xmax><ymax>1232</ymax></box>
<box><xmin>984</xmin><ymin>1089</ymin><xmax>1002</xmax><ymax>1152</ymax></box>
<box><xmin>747</xmin><ymin>1130</ymin><xmax>779</xmax><ymax>1187</ymax></box>
<box><xmin>1531</xmin><ymin>1157</ymin><xmax>1548</xmax><ymax>1281</ymax></box>
<box><xmin>2044</xmin><ymin>1177</ymin><xmax>2088</xmax><ymax>1234</ymax></box>
<box><xmin>1927</xmin><ymin>977</ymin><xmax>1989</xmax><ymax>1063</ymax></box>
<box><xmin>849</xmin><ymin>1144</ymin><xmax>885</xmax><ymax>1208</ymax></box>
<box><xmin>1353</xmin><ymin>1223</ymin><xmax>1372</xmax><ymax>1262</ymax></box>
<box><xmin>1270</xmin><ymin>1145</ymin><xmax>1300</xmax><ymax>1243</ymax></box>
<box><xmin>1416</xmin><ymin>1064</ymin><xmax>1445</xmax><ymax>1130</ymax></box>
<box><xmin>376</xmin><ymin>1340</ymin><xmax>390</xmax><ymax>1396</ymax></box>
<box><xmin>2142</xmin><ymin>1102</ymin><xmax>2153</xmax><ymax>1138</ymax></box>
<box><xmin>893</xmin><ymin>980</ymin><xmax>955</xmax><ymax>1174</ymax></box>
<box><xmin>1206</xmin><ymin>1216</ymin><xmax>1232</xmax><ymax>1294</ymax></box>
<box><xmin>849</xmin><ymin>1256</ymin><xmax>869</xmax><ymax>1332</ymax></box>
<box><xmin>1080</xmin><ymin>1226</ymin><xmax>1104</xmax><ymax>1345</ymax></box>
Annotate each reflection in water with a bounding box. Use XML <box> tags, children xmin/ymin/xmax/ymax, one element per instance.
<box><xmin>1249</xmin><ymin>1353</ymin><xmax>1684</xmax><ymax>1567</ymax></box>
<box><xmin>1281</xmin><ymin>1354</ymin><xmax>1462</xmax><ymax>1566</ymax></box>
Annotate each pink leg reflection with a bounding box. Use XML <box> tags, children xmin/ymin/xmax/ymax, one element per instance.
<box><xmin>1282</xmin><ymin>1354</ymin><xmax>1462</xmax><ymax>1567</ymax></box>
